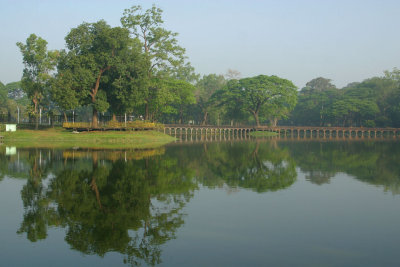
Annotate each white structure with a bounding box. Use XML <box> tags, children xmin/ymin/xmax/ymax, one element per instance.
<box><xmin>5</xmin><ymin>124</ymin><xmax>17</xmax><ymax>132</ymax></box>
<box><xmin>6</xmin><ymin>147</ymin><xmax>16</xmax><ymax>155</ymax></box>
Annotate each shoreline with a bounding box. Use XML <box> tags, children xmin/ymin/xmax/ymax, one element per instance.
<box><xmin>1</xmin><ymin>128</ymin><xmax>175</xmax><ymax>149</ymax></box>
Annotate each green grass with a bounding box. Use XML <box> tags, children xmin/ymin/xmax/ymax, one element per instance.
<box><xmin>1</xmin><ymin>128</ymin><xmax>175</xmax><ymax>149</ymax></box>
<box><xmin>249</xmin><ymin>131</ymin><xmax>278</xmax><ymax>137</ymax></box>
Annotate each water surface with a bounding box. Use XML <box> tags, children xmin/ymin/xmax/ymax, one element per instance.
<box><xmin>1</xmin><ymin>139</ymin><xmax>400</xmax><ymax>266</ymax></box>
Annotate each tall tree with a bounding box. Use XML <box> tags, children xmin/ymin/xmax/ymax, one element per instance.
<box><xmin>17</xmin><ymin>34</ymin><xmax>58</xmax><ymax>129</ymax></box>
<box><xmin>121</xmin><ymin>5</ymin><xmax>194</xmax><ymax>121</ymax></box>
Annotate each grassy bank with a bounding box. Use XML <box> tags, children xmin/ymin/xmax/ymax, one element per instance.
<box><xmin>249</xmin><ymin>131</ymin><xmax>278</xmax><ymax>137</ymax></box>
<box><xmin>1</xmin><ymin>128</ymin><xmax>175</xmax><ymax>149</ymax></box>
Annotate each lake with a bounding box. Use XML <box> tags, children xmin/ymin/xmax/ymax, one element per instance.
<box><xmin>1</xmin><ymin>138</ymin><xmax>400</xmax><ymax>266</ymax></box>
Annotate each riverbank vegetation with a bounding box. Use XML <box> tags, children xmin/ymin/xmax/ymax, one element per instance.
<box><xmin>1</xmin><ymin>4</ymin><xmax>400</xmax><ymax>129</ymax></box>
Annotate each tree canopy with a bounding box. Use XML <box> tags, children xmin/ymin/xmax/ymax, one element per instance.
<box><xmin>288</xmin><ymin>70</ymin><xmax>400</xmax><ymax>127</ymax></box>
<box><xmin>16</xmin><ymin>34</ymin><xmax>58</xmax><ymax>128</ymax></box>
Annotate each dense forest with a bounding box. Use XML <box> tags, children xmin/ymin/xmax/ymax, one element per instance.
<box><xmin>1</xmin><ymin>4</ymin><xmax>399</xmax><ymax>128</ymax></box>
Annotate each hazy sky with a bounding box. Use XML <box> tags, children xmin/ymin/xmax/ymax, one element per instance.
<box><xmin>1</xmin><ymin>0</ymin><xmax>399</xmax><ymax>88</ymax></box>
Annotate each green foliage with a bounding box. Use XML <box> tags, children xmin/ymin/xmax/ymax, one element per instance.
<box><xmin>0</xmin><ymin>82</ymin><xmax>7</xmax><ymax>112</ymax></box>
<box><xmin>16</xmin><ymin>149</ymin><xmax>197</xmax><ymax>265</ymax></box>
<box><xmin>161</xmin><ymin>79</ymin><xmax>196</xmax><ymax>123</ymax></box>
<box><xmin>289</xmin><ymin>70</ymin><xmax>400</xmax><ymax>127</ymax></box>
<box><xmin>195</xmin><ymin>74</ymin><xmax>226</xmax><ymax>124</ymax></box>
<box><xmin>305</xmin><ymin>77</ymin><xmax>336</xmax><ymax>92</ymax></box>
<box><xmin>55</xmin><ymin>20</ymin><xmax>132</xmax><ymax>126</ymax></box>
<box><xmin>5</xmin><ymin>81</ymin><xmax>29</xmax><ymax>109</ymax></box>
<box><xmin>121</xmin><ymin>5</ymin><xmax>186</xmax><ymax>75</ymax></box>
<box><xmin>218</xmin><ymin>75</ymin><xmax>297</xmax><ymax>126</ymax></box>
<box><xmin>121</xmin><ymin>5</ymin><xmax>196</xmax><ymax>121</ymax></box>
<box><xmin>16</xmin><ymin>34</ymin><xmax>58</xmax><ymax>116</ymax></box>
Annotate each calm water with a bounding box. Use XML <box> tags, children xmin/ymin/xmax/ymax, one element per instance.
<box><xmin>1</xmin><ymin>139</ymin><xmax>400</xmax><ymax>266</ymax></box>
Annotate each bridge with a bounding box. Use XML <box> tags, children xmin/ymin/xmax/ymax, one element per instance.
<box><xmin>163</xmin><ymin>124</ymin><xmax>400</xmax><ymax>138</ymax></box>
<box><xmin>255</xmin><ymin>126</ymin><xmax>400</xmax><ymax>137</ymax></box>
<box><xmin>163</xmin><ymin>124</ymin><xmax>253</xmax><ymax>137</ymax></box>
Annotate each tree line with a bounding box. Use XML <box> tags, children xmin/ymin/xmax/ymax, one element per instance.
<box><xmin>6</xmin><ymin>4</ymin><xmax>297</xmax><ymax>129</ymax></box>
<box><xmin>2</xmin><ymin>4</ymin><xmax>399</xmax><ymax>128</ymax></box>
<box><xmin>286</xmin><ymin>71</ymin><xmax>400</xmax><ymax>128</ymax></box>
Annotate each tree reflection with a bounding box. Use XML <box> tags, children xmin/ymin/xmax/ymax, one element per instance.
<box><xmin>17</xmin><ymin>150</ymin><xmax>197</xmax><ymax>266</ymax></box>
<box><xmin>192</xmin><ymin>141</ymin><xmax>297</xmax><ymax>192</ymax></box>
<box><xmin>17</xmin><ymin>149</ymin><xmax>53</xmax><ymax>242</ymax></box>
<box><xmin>284</xmin><ymin>140</ymin><xmax>400</xmax><ymax>193</ymax></box>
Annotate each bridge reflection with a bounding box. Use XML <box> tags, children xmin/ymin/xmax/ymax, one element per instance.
<box><xmin>171</xmin><ymin>131</ymin><xmax>398</xmax><ymax>144</ymax></box>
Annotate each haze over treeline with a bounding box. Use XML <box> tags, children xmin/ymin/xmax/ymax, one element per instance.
<box><xmin>1</xmin><ymin>4</ymin><xmax>400</xmax><ymax>128</ymax></box>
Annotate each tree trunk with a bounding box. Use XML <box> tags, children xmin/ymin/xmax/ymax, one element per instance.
<box><xmin>145</xmin><ymin>103</ymin><xmax>149</xmax><ymax>121</ymax></box>
<box><xmin>112</xmin><ymin>113</ymin><xmax>117</xmax><ymax>121</ymax></box>
<box><xmin>63</xmin><ymin>112</ymin><xmax>67</xmax><ymax>123</ymax></box>
<box><xmin>33</xmin><ymin>98</ymin><xmax>39</xmax><ymax>130</ymax></box>
<box><xmin>92</xmin><ymin>108</ymin><xmax>98</xmax><ymax>128</ymax></box>
<box><xmin>91</xmin><ymin>178</ymin><xmax>102</xmax><ymax>209</ymax></box>
<box><xmin>202</xmin><ymin>112</ymin><xmax>208</xmax><ymax>125</ymax></box>
<box><xmin>35</xmin><ymin>115</ymin><xmax>39</xmax><ymax>130</ymax></box>
<box><xmin>89</xmin><ymin>67</ymin><xmax>110</xmax><ymax>128</ymax></box>
<box><xmin>179</xmin><ymin>107</ymin><xmax>183</xmax><ymax>124</ymax></box>
<box><xmin>253</xmin><ymin>111</ymin><xmax>260</xmax><ymax>127</ymax></box>
<box><xmin>90</xmin><ymin>157</ymin><xmax>102</xmax><ymax>209</ymax></box>
<box><xmin>270</xmin><ymin>117</ymin><xmax>278</xmax><ymax>127</ymax></box>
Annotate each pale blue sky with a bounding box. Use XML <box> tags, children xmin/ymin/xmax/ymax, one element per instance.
<box><xmin>1</xmin><ymin>0</ymin><xmax>399</xmax><ymax>88</ymax></box>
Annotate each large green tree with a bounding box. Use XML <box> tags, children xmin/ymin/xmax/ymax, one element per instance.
<box><xmin>290</xmin><ymin>79</ymin><xmax>339</xmax><ymax>126</ymax></box>
<box><xmin>54</xmin><ymin>20</ymin><xmax>131</xmax><ymax>127</ymax></box>
<box><xmin>121</xmin><ymin>5</ymin><xmax>195</xmax><ymax>121</ymax></box>
<box><xmin>17</xmin><ymin>34</ymin><xmax>58</xmax><ymax>129</ymax></box>
<box><xmin>237</xmin><ymin>75</ymin><xmax>297</xmax><ymax>126</ymax></box>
